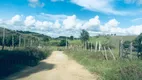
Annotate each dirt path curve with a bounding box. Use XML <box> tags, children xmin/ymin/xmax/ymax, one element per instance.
<box><xmin>6</xmin><ymin>51</ymin><xmax>98</xmax><ymax>80</ymax></box>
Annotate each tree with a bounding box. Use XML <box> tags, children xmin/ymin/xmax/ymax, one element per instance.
<box><xmin>59</xmin><ymin>39</ymin><xmax>68</xmax><ymax>46</ymax></box>
<box><xmin>43</xmin><ymin>36</ymin><xmax>50</xmax><ymax>42</ymax></box>
<box><xmin>123</xmin><ymin>41</ymin><xmax>131</xmax><ymax>49</ymax></box>
<box><xmin>80</xmin><ymin>29</ymin><xmax>89</xmax><ymax>42</ymax></box>
<box><xmin>70</xmin><ymin>36</ymin><xmax>74</xmax><ymax>40</ymax></box>
<box><xmin>134</xmin><ymin>33</ymin><xmax>142</xmax><ymax>59</ymax></box>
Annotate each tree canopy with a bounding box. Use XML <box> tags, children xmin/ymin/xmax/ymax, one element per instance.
<box><xmin>80</xmin><ymin>29</ymin><xmax>89</xmax><ymax>42</ymax></box>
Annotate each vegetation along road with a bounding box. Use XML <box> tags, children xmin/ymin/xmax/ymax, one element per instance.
<box><xmin>6</xmin><ymin>51</ymin><xmax>98</xmax><ymax>80</ymax></box>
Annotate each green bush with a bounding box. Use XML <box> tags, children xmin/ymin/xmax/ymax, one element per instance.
<box><xmin>123</xmin><ymin>41</ymin><xmax>131</xmax><ymax>49</ymax></box>
<box><xmin>59</xmin><ymin>39</ymin><xmax>68</xmax><ymax>46</ymax></box>
<box><xmin>0</xmin><ymin>47</ymin><xmax>51</xmax><ymax>79</ymax></box>
<box><xmin>48</xmin><ymin>40</ymin><xmax>60</xmax><ymax>46</ymax></box>
<box><xmin>102</xmin><ymin>42</ymin><xmax>115</xmax><ymax>49</ymax></box>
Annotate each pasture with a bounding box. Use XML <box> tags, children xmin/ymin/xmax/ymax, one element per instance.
<box><xmin>0</xmin><ymin>27</ymin><xmax>141</xmax><ymax>80</ymax></box>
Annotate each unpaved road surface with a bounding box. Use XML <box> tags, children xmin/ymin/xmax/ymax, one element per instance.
<box><xmin>6</xmin><ymin>51</ymin><xmax>98</xmax><ymax>80</ymax></box>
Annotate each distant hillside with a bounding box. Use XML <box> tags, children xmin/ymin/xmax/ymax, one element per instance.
<box><xmin>0</xmin><ymin>27</ymin><xmax>51</xmax><ymax>40</ymax></box>
<box><xmin>0</xmin><ymin>27</ymin><xmax>51</xmax><ymax>47</ymax></box>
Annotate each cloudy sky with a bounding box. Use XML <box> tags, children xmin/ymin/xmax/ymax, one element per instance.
<box><xmin>0</xmin><ymin>0</ymin><xmax>142</xmax><ymax>37</ymax></box>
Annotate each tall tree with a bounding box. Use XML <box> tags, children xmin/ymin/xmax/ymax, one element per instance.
<box><xmin>70</xmin><ymin>36</ymin><xmax>74</xmax><ymax>40</ymax></box>
<box><xmin>134</xmin><ymin>33</ymin><xmax>142</xmax><ymax>59</ymax></box>
<box><xmin>80</xmin><ymin>29</ymin><xmax>89</xmax><ymax>42</ymax></box>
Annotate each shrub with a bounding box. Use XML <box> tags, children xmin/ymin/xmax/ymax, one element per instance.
<box><xmin>0</xmin><ymin>47</ymin><xmax>51</xmax><ymax>79</ymax></box>
<box><xmin>48</xmin><ymin>40</ymin><xmax>60</xmax><ymax>46</ymax></box>
<box><xmin>102</xmin><ymin>42</ymin><xmax>115</xmax><ymax>49</ymax></box>
<box><xmin>119</xmin><ymin>65</ymin><xmax>142</xmax><ymax>80</ymax></box>
<box><xmin>59</xmin><ymin>39</ymin><xmax>68</xmax><ymax>46</ymax></box>
<box><xmin>123</xmin><ymin>41</ymin><xmax>131</xmax><ymax>49</ymax></box>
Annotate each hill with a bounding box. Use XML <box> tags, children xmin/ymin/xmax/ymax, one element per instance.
<box><xmin>0</xmin><ymin>27</ymin><xmax>51</xmax><ymax>47</ymax></box>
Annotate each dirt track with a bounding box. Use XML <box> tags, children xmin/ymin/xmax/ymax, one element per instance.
<box><xmin>6</xmin><ymin>51</ymin><xmax>98</xmax><ymax>80</ymax></box>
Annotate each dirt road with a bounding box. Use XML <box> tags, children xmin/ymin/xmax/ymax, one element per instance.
<box><xmin>6</xmin><ymin>51</ymin><xmax>98</xmax><ymax>80</ymax></box>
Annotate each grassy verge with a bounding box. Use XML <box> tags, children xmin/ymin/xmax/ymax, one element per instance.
<box><xmin>64</xmin><ymin>49</ymin><xmax>142</xmax><ymax>80</ymax></box>
<box><xmin>0</xmin><ymin>47</ymin><xmax>52</xmax><ymax>79</ymax></box>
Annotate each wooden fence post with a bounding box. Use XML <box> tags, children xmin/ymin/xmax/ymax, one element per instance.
<box><xmin>101</xmin><ymin>48</ymin><xmax>105</xmax><ymax>58</ymax></box>
<box><xmin>99</xmin><ymin>41</ymin><xmax>101</xmax><ymax>51</ymax></box>
<box><xmin>119</xmin><ymin>39</ymin><xmax>123</xmax><ymax>58</ymax></box>
<box><xmin>2</xmin><ymin>28</ymin><xmax>5</xmax><ymax>50</ymax></box>
<box><xmin>30</xmin><ymin>40</ymin><xmax>33</xmax><ymax>47</ymax></box>
<box><xmin>108</xmin><ymin>47</ymin><xmax>116</xmax><ymax>60</ymax></box>
<box><xmin>66</xmin><ymin>38</ymin><xmax>68</xmax><ymax>49</ymax></box>
<box><xmin>91</xmin><ymin>42</ymin><xmax>93</xmax><ymax>52</ymax></box>
<box><xmin>19</xmin><ymin>35</ymin><xmax>21</xmax><ymax>47</ymax></box>
<box><xmin>86</xmin><ymin>41</ymin><xmax>89</xmax><ymax>50</ymax></box>
<box><xmin>130</xmin><ymin>42</ymin><xmax>133</xmax><ymax>59</ymax></box>
<box><xmin>104</xmin><ymin>47</ymin><xmax>108</xmax><ymax>60</ymax></box>
<box><xmin>95</xmin><ymin>41</ymin><xmax>98</xmax><ymax>52</ymax></box>
<box><xmin>24</xmin><ymin>37</ymin><xmax>26</xmax><ymax>47</ymax></box>
<box><xmin>85</xmin><ymin>41</ymin><xmax>87</xmax><ymax>50</ymax></box>
<box><xmin>12</xmin><ymin>34</ymin><xmax>14</xmax><ymax>49</ymax></box>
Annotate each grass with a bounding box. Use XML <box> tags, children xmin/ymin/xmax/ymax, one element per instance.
<box><xmin>64</xmin><ymin>49</ymin><xmax>142</xmax><ymax>80</ymax></box>
<box><xmin>63</xmin><ymin>36</ymin><xmax>140</xmax><ymax>80</ymax></box>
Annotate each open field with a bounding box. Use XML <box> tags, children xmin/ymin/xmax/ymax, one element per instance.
<box><xmin>62</xmin><ymin>35</ymin><xmax>142</xmax><ymax>80</ymax></box>
<box><xmin>0</xmin><ymin>27</ymin><xmax>141</xmax><ymax>80</ymax></box>
<box><xmin>64</xmin><ymin>49</ymin><xmax>142</xmax><ymax>80</ymax></box>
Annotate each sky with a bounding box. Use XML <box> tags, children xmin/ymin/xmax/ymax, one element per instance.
<box><xmin>0</xmin><ymin>0</ymin><xmax>142</xmax><ymax>37</ymax></box>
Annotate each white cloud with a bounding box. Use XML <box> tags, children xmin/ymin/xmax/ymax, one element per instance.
<box><xmin>39</xmin><ymin>13</ymin><xmax>67</xmax><ymax>21</ymax></box>
<box><xmin>99</xmin><ymin>18</ymin><xmax>142</xmax><ymax>35</ymax></box>
<box><xmin>124</xmin><ymin>0</ymin><xmax>142</xmax><ymax>5</ymax></box>
<box><xmin>1</xmin><ymin>14</ymin><xmax>142</xmax><ymax>37</ymax></box>
<box><xmin>105</xmin><ymin>19</ymin><xmax>120</xmax><ymax>28</ymax></box>
<box><xmin>53</xmin><ymin>20</ymin><xmax>61</xmax><ymax>28</ymax></box>
<box><xmin>0</xmin><ymin>19</ymin><xmax>2</xmax><ymax>23</ymax></box>
<box><xmin>100</xmin><ymin>19</ymin><xmax>123</xmax><ymax>34</ymax></box>
<box><xmin>82</xmin><ymin>16</ymin><xmax>100</xmax><ymax>29</ymax></box>
<box><xmin>71</xmin><ymin>0</ymin><xmax>128</xmax><ymax>15</ymax></box>
<box><xmin>24</xmin><ymin>16</ymin><xmax>36</xmax><ymax>26</ymax></box>
<box><xmin>10</xmin><ymin>15</ymin><xmax>22</xmax><ymax>24</ymax></box>
<box><xmin>63</xmin><ymin>15</ymin><xmax>77</xmax><ymax>29</ymax></box>
<box><xmin>35</xmin><ymin>21</ymin><xmax>53</xmax><ymax>30</ymax></box>
<box><xmin>29</xmin><ymin>0</ymin><xmax>38</xmax><ymax>3</ymax></box>
<box><xmin>126</xmin><ymin>25</ymin><xmax>142</xmax><ymax>35</ymax></box>
<box><xmin>24</xmin><ymin>15</ymin><xmax>55</xmax><ymax>30</ymax></box>
<box><xmin>131</xmin><ymin>18</ymin><xmax>142</xmax><ymax>22</ymax></box>
<box><xmin>51</xmin><ymin>0</ymin><xmax>64</xmax><ymax>2</ymax></box>
<box><xmin>28</xmin><ymin>0</ymin><xmax>45</xmax><ymax>8</ymax></box>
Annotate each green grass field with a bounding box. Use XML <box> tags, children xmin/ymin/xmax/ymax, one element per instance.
<box><xmin>64</xmin><ymin>49</ymin><xmax>142</xmax><ymax>80</ymax></box>
<box><xmin>0</xmin><ymin>26</ymin><xmax>139</xmax><ymax>80</ymax></box>
<box><xmin>63</xmin><ymin>36</ymin><xmax>142</xmax><ymax>80</ymax></box>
